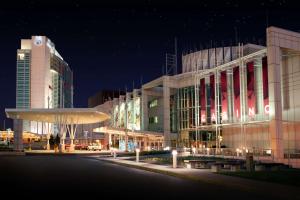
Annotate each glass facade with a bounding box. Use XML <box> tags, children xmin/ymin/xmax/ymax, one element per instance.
<box><xmin>16</xmin><ymin>50</ymin><xmax>31</xmax><ymax>131</ymax></box>
<box><xmin>50</xmin><ymin>54</ymin><xmax>73</xmax><ymax>108</ymax></box>
<box><xmin>173</xmin><ymin>56</ymin><xmax>271</xmax><ymax>151</ymax></box>
<box><xmin>16</xmin><ymin>50</ymin><xmax>31</xmax><ymax>109</ymax></box>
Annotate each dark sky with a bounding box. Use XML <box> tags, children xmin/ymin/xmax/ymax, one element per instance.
<box><xmin>0</xmin><ymin>0</ymin><xmax>299</xmax><ymax>130</ymax></box>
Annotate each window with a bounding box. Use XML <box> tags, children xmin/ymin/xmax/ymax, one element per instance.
<box><xmin>149</xmin><ymin>116</ymin><xmax>158</xmax><ymax>124</ymax></box>
<box><xmin>18</xmin><ymin>53</ymin><xmax>25</xmax><ymax>60</ymax></box>
<box><xmin>149</xmin><ymin>99</ymin><xmax>158</xmax><ymax>108</ymax></box>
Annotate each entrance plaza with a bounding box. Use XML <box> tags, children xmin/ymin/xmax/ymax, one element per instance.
<box><xmin>5</xmin><ymin>107</ymin><xmax>164</xmax><ymax>153</ymax></box>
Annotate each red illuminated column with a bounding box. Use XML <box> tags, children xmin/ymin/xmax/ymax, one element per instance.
<box><xmin>200</xmin><ymin>78</ymin><xmax>206</xmax><ymax>124</ymax></box>
<box><xmin>233</xmin><ymin>66</ymin><xmax>240</xmax><ymax>121</ymax></box>
<box><xmin>210</xmin><ymin>74</ymin><xmax>215</xmax><ymax>123</ymax></box>
<box><xmin>221</xmin><ymin>71</ymin><xmax>228</xmax><ymax>122</ymax></box>
<box><xmin>247</xmin><ymin>61</ymin><xmax>256</xmax><ymax>118</ymax></box>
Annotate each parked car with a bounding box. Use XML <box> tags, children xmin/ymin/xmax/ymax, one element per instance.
<box><xmin>87</xmin><ymin>143</ymin><xmax>102</xmax><ymax>151</ymax></box>
<box><xmin>75</xmin><ymin>144</ymin><xmax>88</xmax><ymax>150</ymax></box>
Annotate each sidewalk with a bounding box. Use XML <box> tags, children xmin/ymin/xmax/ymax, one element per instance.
<box><xmin>0</xmin><ymin>151</ymin><xmax>25</xmax><ymax>156</ymax></box>
<box><xmin>98</xmin><ymin>157</ymin><xmax>300</xmax><ymax>199</ymax></box>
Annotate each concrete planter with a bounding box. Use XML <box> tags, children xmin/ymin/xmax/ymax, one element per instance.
<box><xmin>211</xmin><ymin>165</ymin><xmax>221</xmax><ymax>172</ymax></box>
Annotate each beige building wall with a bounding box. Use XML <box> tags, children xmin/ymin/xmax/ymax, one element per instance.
<box><xmin>267</xmin><ymin>27</ymin><xmax>300</xmax><ymax>161</ymax></box>
<box><xmin>30</xmin><ymin>36</ymin><xmax>51</xmax><ymax>109</ymax></box>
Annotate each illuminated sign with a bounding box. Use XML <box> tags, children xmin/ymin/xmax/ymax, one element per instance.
<box><xmin>34</xmin><ymin>36</ymin><xmax>43</xmax><ymax>46</ymax></box>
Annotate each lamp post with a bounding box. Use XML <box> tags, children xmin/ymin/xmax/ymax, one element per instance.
<box><xmin>172</xmin><ymin>150</ymin><xmax>177</xmax><ymax>168</ymax></box>
<box><xmin>136</xmin><ymin>148</ymin><xmax>140</xmax><ymax>162</ymax></box>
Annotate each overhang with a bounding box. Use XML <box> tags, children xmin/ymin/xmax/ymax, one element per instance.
<box><xmin>5</xmin><ymin>108</ymin><xmax>110</xmax><ymax>124</ymax></box>
<box><xmin>93</xmin><ymin>126</ymin><xmax>164</xmax><ymax>139</ymax></box>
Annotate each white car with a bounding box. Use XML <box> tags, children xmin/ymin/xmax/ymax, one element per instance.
<box><xmin>87</xmin><ymin>144</ymin><xmax>102</xmax><ymax>151</ymax></box>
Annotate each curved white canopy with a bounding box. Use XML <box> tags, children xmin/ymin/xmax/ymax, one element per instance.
<box><xmin>5</xmin><ymin>108</ymin><xmax>110</xmax><ymax>124</ymax></box>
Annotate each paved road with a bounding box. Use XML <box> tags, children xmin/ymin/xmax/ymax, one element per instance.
<box><xmin>0</xmin><ymin>155</ymin><xmax>285</xmax><ymax>199</ymax></box>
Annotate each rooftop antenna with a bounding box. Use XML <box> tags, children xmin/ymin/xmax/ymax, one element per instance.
<box><xmin>140</xmin><ymin>75</ymin><xmax>143</xmax><ymax>87</ymax></box>
<box><xmin>266</xmin><ymin>9</ymin><xmax>269</xmax><ymax>28</ymax></box>
<box><xmin>165</xmin><ymin>37</ymin><xmax>178</xmax><ymax>76</ymax></box>
<box><xmin>234</xmin><ymin>26</ymin><xmax>238</xmax><ymax>45</ymax></box>
<box><xmin>174</xmin><ymin>37</ymin><xmax>178</xmax><ymax>75</ymax></box>
<box><xmin>132</xmin><ymin>80</ymin><xmax>135</xmax><ymax>91</ymax></box>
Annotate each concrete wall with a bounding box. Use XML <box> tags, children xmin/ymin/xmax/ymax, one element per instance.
<box><xmin>267</xmin><ymin>26</ymin><xmax>300</xmax><ymax>160</ymax></box>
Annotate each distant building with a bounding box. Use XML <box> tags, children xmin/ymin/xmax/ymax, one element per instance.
<box><xmin>16</xmin><ymin>36</ymin><xmax>73</xmax><ymax>133</ymax></box>
<box><xmin>88</xmin><ymin>90</ymin><xmax>125</xmax><ymax>108</ymax></box>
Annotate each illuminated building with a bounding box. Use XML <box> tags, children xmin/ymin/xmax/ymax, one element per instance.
<box><xmin>104</xmin><ymin>27</ymin><xmax>300</xmax><ymax>167</ymax></box>
<box><xmin>16</xmin><ymin>36</ymin><xmax>73</xmax><ymax>133</ymax></box>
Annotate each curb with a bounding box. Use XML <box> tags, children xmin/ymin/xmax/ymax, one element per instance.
<box><xmin>98</xmin><ymin>158</ymin><xmax>241</xmax><ymax>187</ymax></box>
<box><xmin>0</xmin><ymin>152</ymin><xmax>25</xmax><ymax>156</ymax></box>
<box><xmin>98</xmin><ymin>158</ymin><xmax>300</xmax><ymax>200</ymax></box>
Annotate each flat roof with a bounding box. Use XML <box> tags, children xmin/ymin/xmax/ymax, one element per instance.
<box><xmin>5</xmin><ymin>108</ymin><xmax>110</xmax><ymax>124</ymax></box>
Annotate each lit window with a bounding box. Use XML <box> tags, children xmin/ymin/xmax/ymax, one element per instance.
<box><xmin>154</xmin><ymin>116</ymin><xmax>158</xmax><ymax>123</ymax></box>
<box><xmin>149</xmin><ymin>116</ymin><xmax>158</xmax><ymax>124</ymax></box>
<box><xmin>18</xmin><ymin>53</ymin><xmax>25</xmax><ymax>60</ymax></box>
<box><xmin>149</xmin><ymin>99</ymin><xmax>158</xmax><ymax>108</ymax></box>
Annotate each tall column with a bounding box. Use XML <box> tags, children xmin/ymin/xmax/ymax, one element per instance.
<box><xmin>163</xmin><ymin>77</ymin><xmax>171</xmax><ymax>147</ymax></box>
<box><xmin>240</xmin><ymin>55</ymin><xmax>248</xmax><ymax>123</ymax></box>
<box><xmin>109</xmin><ymin>133</ymin><xmax>112</xmax><ymax>150</ymax></box>
<box><xmin>46</xmin><ymin>133</ymin><xmax>51</xmax><ymax>150</ymax></box>
<box><xmin>254</xmin><ymin>57</ymin><xmax>264</xmax><ymax>117</ymax></box>
<box><xmin>227</xmin><ymin>69</ymin><xmax>234</xmax><ymax>122</ymax></box>
<box><xmin>142</xmin><ymin>89</ymin><xmax>149</xmax><ymax>131</ymax></box>
<box><xmin>267</xmin><ymin>44</ymin><xmax>283</xmax><ymax>160</ymax></box>
<box><xmin>125</xmin><ymin>133</ymin><xmax>128</xmax><ymax>152</ymax></box>
<box><xmin>13</xmin><ymin>119</ymin><xmax>23</xmax><ymax>151</ymax></box>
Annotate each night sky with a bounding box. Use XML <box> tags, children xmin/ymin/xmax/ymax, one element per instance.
<box><xmin>0</xmin><ymin>0</ymin><xmax>299</xmax><ymax>129</ymax></box>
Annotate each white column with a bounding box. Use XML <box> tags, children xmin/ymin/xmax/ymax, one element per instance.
<box><xmin>267</xmin><ymin>28</ymin><xmax>284</xmax><ymax>160</ymax></box>
<box><xmin>254</xmin><ymin>57</ymin><xmax>264</xmax><ymax>116</ymax></box>
<box><xmin>124</xmin><ymin>133</ymin><xmax>128</xmax><ymax>152</ymax></box>
<box><xmin>172</xmin><ymin>150</ymin><xmax>177</xmax><ymax>168</ymax></box>
<box><xmin>136</xmin><ymin>148</ymin><xmax>140</xmax><ymax>162</ymax></box>
<box><xmin>109</xmin><ymin>133</ymin><xmax>112</xmax><ymax>149</ymax></box>
<box><xmin>142</xmin><ymin>89</ymin><xmax>149</xmax><ymax>131</ymax></box>
<box><xmin>46</xmin><ymin>133</ymin><xmax>51</xmax><ymax>150</ymax></box>
<box><xmin>13</xmin><ymin>119</ymin><xmax>23</xmax><ymax>151</ymax></box>
<box><xmin>163</xmin><ymin>77</ymin><xmax>171</xmax><ymax>147</ymax></box>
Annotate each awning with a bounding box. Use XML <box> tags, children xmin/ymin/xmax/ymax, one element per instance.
<box><xmin>5</xmin><ymin>108</ymin><xmax>110</xmax><ymax>124</ymax></box>
<box><xmin>93</xmin><ymin>126</ymin><xmax>164</xmax><ymax>139</ymax></box>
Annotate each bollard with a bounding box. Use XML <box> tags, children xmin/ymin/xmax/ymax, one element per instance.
<box><xmin>136</xmin><ymin>148</ymin><xmax>140</xmax><ymax>162</ymax></box>
<box><xmin>172</xmin><ymin>150</ymin><xmax>177</xmax><ymax>168</ymax></box>
<box><xmin>113</xmin><ymin>149</ymin><xmax>117</xmax><ymax>159</ymax></box>
<box><xmin>192</xmin><ymin>147</ymin><xmax>196</xmax><ymax>156</ymax></box>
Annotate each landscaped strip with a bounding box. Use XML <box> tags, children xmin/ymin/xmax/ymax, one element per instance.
<box><xmin>98</xmin><ymin>158</ymin><xmax>264</xmax><ymax>192</ymax></box>
<box><xmin>218</xmin><ymin>170</ymin><xmax>300</xmax><ymax>187</ymax></box>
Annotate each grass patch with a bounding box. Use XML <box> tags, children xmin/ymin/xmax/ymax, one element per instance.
<box><xmin>219</xmin><ymin>170</ymin><xmax>300</xmax><ymax>187</ymax></box>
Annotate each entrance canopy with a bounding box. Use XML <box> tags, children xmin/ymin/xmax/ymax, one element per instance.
<box><xmin>93</xmin><ymin>126</ymin><xmax>164</xmax><ymax>139</ymax></box>
<box><xmin>5</xmin><ymin>108</ymin><xmax>110</xmax><ymax>124</ymax></box>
